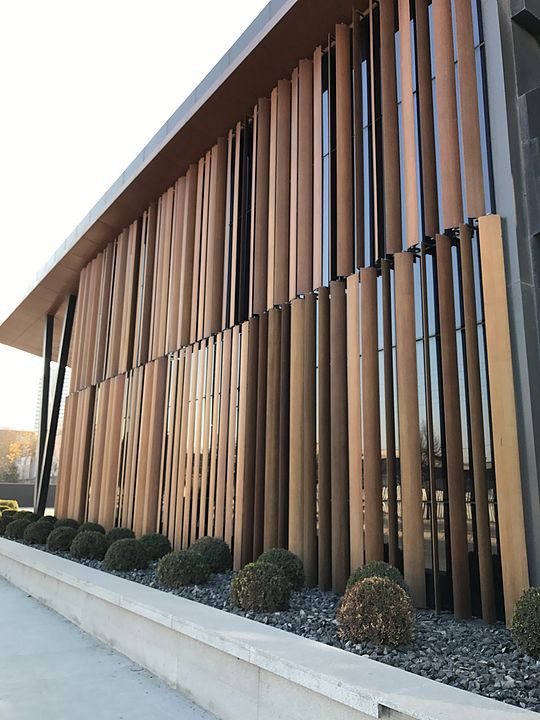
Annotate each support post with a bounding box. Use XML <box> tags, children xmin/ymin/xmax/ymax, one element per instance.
<box><xmin>35</xmin><ymin>296</ymin><xmax>77</xmax><ymax>516</ymax></box>
<box><xmin>34</xmin><ymin>315</ymin><xmax>53</xmax><ymax>506</ymax></box>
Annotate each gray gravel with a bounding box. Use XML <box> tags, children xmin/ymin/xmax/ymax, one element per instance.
<box><xmin>18</xmin><ymin>541</ymin><xmax>540</xmax><ymax>713</ymax></box>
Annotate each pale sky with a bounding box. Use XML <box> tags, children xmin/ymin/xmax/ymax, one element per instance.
<box><xmin>0</xmin><ymin>0</ymin><xmax>269</xmax><ymax>431</ymax></box>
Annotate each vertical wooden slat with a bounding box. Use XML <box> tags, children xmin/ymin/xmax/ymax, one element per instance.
<box><xmin>107</xmin><ymin>232</ymin><xmax>129</xmax><ymax>377</ymax></box>
<box><xmin>478</xmin><ymin>215</ymin><xmax>529</xmax><ymax>622</ymax></box>
<box><xmin>198</xmin><ymin>338</ymin><xmax>215</xmax><ymax>538</ymax></box>
<box><xmin>336</xmin><ymin>24</ymin><xmax>354</xmax><ymax>276</ymax></box>
<box><xmin>382</xmin><ymin>259</ymin><xmax>399</xmax><ymax>565</ymax></box>
<box><xmin>317</xmin><ymin>287</ymin><xmax>332</xmax><ymax>589</ymax></box>
<box><xmin>173</xmin><ymin>347</ymin><xmax>192</xmax><ymax>548</ymax></box>
<box><xmin>274</xmin><ymin>79</ymin><xmax>291</xmax><ymax>306</ymax></box>
<box><xmin>166</xmin><ymin>178</ymin><xmax>186</xmax><ymax>353</ymax></box>
<box><xmin>222</xmin><ymin>130</ymin><xmax>234</xmax><ymax>330</ymax></box>
<box><xmin>394</xmin><ymin>252</ymin><xmax>426</xmax><ymax>607</ymax></box>
<box><xmin>415</xmin><ymin>0</ymin><xmax>439</xmax><ymax>237</ymax></box>
<box><xmin>278</xmin><ymin>304</ymin><xmax>291</xmax><ymax>548</ymax></box>
<box><xmin>190</xmin><ymin>341</ymin><xmax>207</xmax><ymax>544</ymax></box>
<box><xmin>205</xmin><ymin>138</ymin><xmax>228</xmax><ymax>336</ymax></box>
<box><xmin>215</xmin><ymin>330</ymin><xmax>232</xmax><ymax>538</ymax></box>
<box><xmin>197</xmin><ymin>152</ymin><xmax>212</xmax><ymax>341</ymax></box>
<box><xmin>252</xmin><ymin>99</ymin><xmax>271</xmax><ymax>316</ymax></box>
<box><xmin>100</xmin><ymin>375</ymin><xmax>126</xmax><ymax>529</ymax></box>
<box><xmin>234</xmin><ymin>319</ymin><xmax>259</xmax><ymax>568</ymax></box>
<box><xmin>137</xmin><ymin>205</ymin><xmax>158</xmax><ymax>366</ymax></box>
<box><xmin>94</xmin><ymin>245</ymin><xmax>114</xmax><ymax>384</ymax></box>
<box><xmin>264</xmin><ymin>308</ymin><xmax>281</xmax><ymax>550</ymax></box>
<box><xmin>207</xmin><ymin>336</ymin><xmax>223</xmax><ymax>536</ymax></box>
<box><xmin>303</xmin><ymin>293</ymin><xmax>317</xmax><ymax>585</ymax></box>
<box><xmin>330</xmin><ymin>280</ymin><xmax>350</xmax><ymax>591</ymax></box>
<box><xmin>454</xmin><ymin>0</ymin><xmax>485</xmax><ymax>218</ymax></box>
<box><xmin>296</xmin><ymin>59</ymin><xmax>314</xmax><ymax>294</ymax></box>
<box><xmin>190</xmin><ymin>158</ymin><xmax>205</xmax><ymax>344</ymax></box>
<box><xmin>398</xmin><ymin>0</ymin><xmax>420</xmax><ymax>248</ymax></box>
<box><xmin>225</xmin><ymin>325</ymin><xmax>240</xmax><ymax>548</ymax></box>
<box><xmin>369</xmin><ymin>5</ymin><xmax>380</xmax><ymax>259</ymax></box>
<box><xmin>122</xmin><ymin>367</ymin><xmax>143</xmax><ymax>528</ymax></box>
<box><xmin>253</xmin><ymin>312</ymin><xmax>268</xmax><ymax>558</ymax></box>
<box><xmin>162</xmin><ymin>354</ymin><xmax>180</xmax><ymax>537</ymax></box>
<box><xmin>380</xmin><ymin>0</ymin><xmax>402</xmax><ymax>253</ymax></box>
<box><xmin>289</xmin><ymin>298</ymin><xmax>305</xmax><ymax>558</ymax></box>
<box><xmin>133</xmin><ymin>365</ymin><xmax>153</xmax><ymax>536</ymax></box>
<box><xmin>178</xmin><ymin>166</ymin><xmax>197</xmax><ymax>347</ymax></box>
<box><xmin>87</xmin><ymin>381</ymin><xmax>110</xmax><ymax>522</ymax></box>
<box><xmin>119</xmin><ymin>221</ymin><xmax>141</xmax><ymax>373</ymax></box>
<box><xmin>267</xmin><ymin>88</ymin><xmax>278</xmax><ymax>310</ymax></box>
<box><xmin>361</xmin><ymin>267</ymin><xmax>384</xmax><ymax>561</ymax></box>
<box><xmin>55</xmin><ymin>393</ymin><xmax>78</xmax><ymax>517</ymax></box>
<box><xmin>313</xmin><ymin>47</ymin><xmax>323</xmax><ymax>289</ymax></box>
<box><xmin>436</xmin><ymin>234</ymin><xmax>471</xmax><ymax>618</ymax></box>
<box><xmin>460</xmin><ymin>224</ymin><xmax>495</xmax><ymax>622</ymax></box>
<box><xmin>229</xmin><ymin>123</ymin><xmax>242</xmax><ymax>327</ymax></box>
<box><xmin>433</xmin><ymin>0</ymin><xmax>464</xmax><ymax>229</ymax></box>
<box><xmin>289</xmin><ymin>67</ymin><xmax>299</xmax><ymax>302</ymax></box>
<box><xmin>182</xmin><ymin>345</ymin><xmax>200</xmax><ymax>546</ymax></box>
<box><xmin>346</xmin><ymin>273</ymin><xmax>364</xmax><ymax>571</ymax></box>
<box><xmin>352</xmin><ymin>13</ymin><xmax>364</xmax><ymax>268</ymax></box>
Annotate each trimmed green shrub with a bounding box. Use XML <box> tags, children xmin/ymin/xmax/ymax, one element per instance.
<box><xmin>5</xmin><ymin>518</ymin><xmax>31</xmax><ymax>539</ymax></box>
<box><xmin>70</xmin><ymin>530</ymin><xmax>108</xmax><ymax>560</ymax></box>
<box><xmin>23</xmin><ymin>520</ymin><xmax>54</xmax><ymax>545</ymax></box>
<box><xmin>41</xmin><ymin>515</ymin><xmax>57</xmax><ymax>524</ymax></box>
<box><xmin>78</xmin><ymin>521</ymin><xmax>106</xmax><ymax>535</ymax></box>
<box><xmin>0</xmin><ymin>511</ymin><xmax>18</xmax><ymax>535</ymax></box>
<box><xmin>104</xmin><ymin>539</ymin><xmax>149</xmax><ymax>571</ymax></box>
<box><xmin>47</xmin><ymin>526</ymin><xmax>78</xmax><ymax>552</ymax></box>
<box><xmin>231</xmin><ymin>561</ymin><xmax>291</xmax><ymax>612</ymax></box>
<box><xmin>157</xmin><ymin>550</ymin><xmax>211</xmax><ymax>588</ymax></box>
<box><xmin>55</xmin><ymin>518</ymin><xmax>80</xmax><ymax>530</ymax></box>
<box><xmin>190</xmin><ymin>536</ymin><xmax>232</xmax><ymax>573</ymax></box>
<box><xmin>512</xmin><ymin>587</ymin><xmax>540</xmax><ymax>659</ymax></box>
<box><xmin>106</xmin><ymin>527</ymin><xmax>135</xmax><ymax>546</ymax></box>
<box><xmin>139</xmin><ymin>533</ymin><xmax>171</xmax><ymax>561</ymax></box>
<box><xmin>346</xmin><ymin>560</ymin><xmax>410</xmax><ymax>595</ymax></box>
<box><xmin>257</xmin><ymin>548</ymin><xmax>304</xmax><ymax>590</ymax></box>
<box><xmin>337</xmin><ymin>577</ymin><xmax>415</xmax><ymax>648</ymax></box>
<box><xmin>18</xmin><ymin>511</ymin><xmax>40</xmax><ymax>523</ymax></box>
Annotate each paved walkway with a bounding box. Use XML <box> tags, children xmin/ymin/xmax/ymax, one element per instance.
<box><xmin>0</xmin><ymin>577</ymin><xmax>216</xmax><ymax>720</ymax></box>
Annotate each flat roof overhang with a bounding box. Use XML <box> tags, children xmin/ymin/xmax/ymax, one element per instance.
<box><xmin>0</xmin><ymin>0</ymin><xmax>363</xmax><ymax>360</ymax></box>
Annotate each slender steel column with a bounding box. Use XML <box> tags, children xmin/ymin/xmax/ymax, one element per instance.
<box><xmin>35</xmin><ymin>295</ymin><xmax>77</xmax><ymax>516</ymax></box>
<box><xmin>35</xmin><ymin>315</ymin><xmax>54</xmax><ymax>506</ymax></box>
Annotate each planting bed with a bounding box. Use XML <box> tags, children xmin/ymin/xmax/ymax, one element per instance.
<box><xmin>12</xmin><ymin>538</ymin><xmax>540</xmax><ymax>714</ymax></box>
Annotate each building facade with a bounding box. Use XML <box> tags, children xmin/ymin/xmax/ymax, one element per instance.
<box><xmin>1</xmin><ymin>0</ymin><xmax>539</xmax><ymax>625</ymax></box>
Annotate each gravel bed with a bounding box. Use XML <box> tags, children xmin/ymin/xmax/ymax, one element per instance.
<box><xmin>12</xmin><ymin>540</ymin><xmax>540</xmax><ymax>713</ymax></box>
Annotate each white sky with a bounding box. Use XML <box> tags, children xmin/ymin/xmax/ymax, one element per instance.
<box><xmin>0</xmin><ymin>0</ymin><xmax>269</xmax><ymax>431</ymax></box>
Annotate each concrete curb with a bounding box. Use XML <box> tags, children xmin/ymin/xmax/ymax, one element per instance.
<box><xmin>0</xmin><ymin>539</ymin><xmax>534</xmax><ymax>720</ymax></box>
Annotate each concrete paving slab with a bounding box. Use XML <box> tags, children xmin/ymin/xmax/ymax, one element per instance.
<box><xmin>0</xmin><ymin>576</ymin><xmax>217</xmax><ymax>720</ymax></box>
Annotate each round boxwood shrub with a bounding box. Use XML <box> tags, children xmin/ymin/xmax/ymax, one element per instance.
<box><xmin>512</xmin><ymin>587</ymin><xmax>540</xmax><ymax>659</ymax></box>
<box><xmin>47</xmin><ymin>526</ymin><xmax>78</xmax><ymax>552</ymax></box>
<box><xmin>139</xmin><ymin>533</ymin><xmax>171</xmax><ymax>561</ymax></box>
<box><xmin>231</xmin><ymin>561</ymin><xmax>291</xmax><ymax>612</ymax></box>
<box><xmin>104</xmin><ymin>538</ymin><xmax>149</xmax><ymax>571</ymax></box>
<box><xmin>346</xmin><ymin>560</ymin><xmax>410</xmax><ymax>595</ymax></box>
<box><xmin>157</xmin><ymin>550</ymin><xmax>211</xmax><ymax>588</ymax></box>
<box><xmin>5</xmin><ymin>518</ymin><xmax>31</xmax><ymax>539</ymax></box>
<box><xmin>106</xmin><ymin>527</ymin><xmax>135</xmax><ymax>546</ymax></box>
<box><xmin>78</xmin><ymin>521</ymin><xmax>106</xmax><ymax>535</ymax></box>
<box><xmin>190</xmin><ymin>536</ymin><xmax>232</xmax><ymax>573</ymax></box>
<box><xmin>337</xmin><ymin>577</ymin><xmax>415</xmax><ymax>648</ymax></box>
<box><xmin>55</xmin><ymin>518</ymin><xmax>80</xmax><ymax>530</ymax></box>
<box><xmin>257</xmin><ymin>548</ymin><xmax>304</xmax><ymax>590</ymax></box>
<box><xmin>0</xmin><ymin>511</ymin><xmax>18</xmax><ymax>535</ymax></box>
<box><xmin>41</xmin><ymin>515</ymin><xmax>57</xmax><ymax>525</ymax></box>
<box><xmin>70</xmin><ymin>530</ymin><xmax>108</xmax><ymax>560</ymax></box>
<box><xmin>23</xmin><ymin>520</ymin><xmax>54</xmax><ymax>545</ymax></box>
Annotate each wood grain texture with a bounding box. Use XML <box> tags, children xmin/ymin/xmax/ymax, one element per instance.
<box><xmin>433</xmin><ymin>0</ymin><xmax>464</xmax><ymax>229</ymax></box>
<box><xmin>317</xmin><ymin>287</ymin><xmax>332</xmax><ymax>589</ymax></box>
<box><xmin>394</xmin><ymin>252</ymin><xmax>426</xmax><ymax>607</ymax></box>
<box><xmin>336</xmin><ymin>24</ymin><xmax>354</xmax><ymax>277</ymax></box>
<box><xmin>330</xmin><ymin>280</ymin><xmax>350</xmax><ymax>591</ymax></box>
<box><xmin>459</xmin><ymin>224</ymin><xmax>495</xmax><ymax>622</ymax></box>
<box><xmin>252</xmin><ymin>99</ymin><xmax>271</xmax><ymax>317</ymax></box>
<box><xmin>264</xmin><ymin>308</ymin><xmax>281</xmax><ymax>550</ymax></box>
<box><xmin>313</xmin><ymin>47</ymin><xmax>323</xmax><ymax>289</ymax></box>
<box><xmin>303</xmin><ymin>293</ymin><xmax>317</xmax><ymax>585</ymax></box>
<box><xmin>289</xmin><ymin>67</ymin><xmax>299</xmax><ymax>302</ymax></box>
<box><xmin>398</xmin><ymin>0</ymin><xmax>420</xmax><ymax>248</ymax></box>
<box><xmin>436</xmin><ymin>234</ymin><xmax>471</xmax><ymax>618</ymax></box>
<box><xmin>297</xmin><ymin>59</ymin><xmax>314</xmax><ymax>294</ymax></box>
<box><xmin>253</xmin><ymin>312</ymin><xmax>268</xmax><ymax>558</ymax></box>
<box><xmin>274</xmin><ymin>79</ymin><xmax>291</xmax><ymax>306</ymax></box>
<box><xmin>289</xmin><ymin>298</ymin><xmax>305</xmax><ymax>558</ymax></box>
<box><xmin>346</xmin><ymin>273</ymin><xmax>364</xmax><ymax>571</ymax></box>
<box><xmin>478</xmin><ymin>215</ymin><xmax>529</xmax><ymax>623</ymax></box>
<box><xmin>225</xmin><ymin>325</ymin><xmax>240</xmax><ymax>548</ymax></box>
<box><xmin>380</xmin><ymin>0</ymin><xmax>402</xmax><ymax>253</ymax></box>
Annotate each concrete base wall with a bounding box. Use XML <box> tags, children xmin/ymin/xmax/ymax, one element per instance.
<box><xmin>0</xmin><ymin>539</ymin><xmax>533</xmax><ymax>720</ymax></box>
